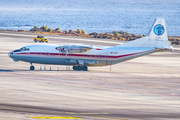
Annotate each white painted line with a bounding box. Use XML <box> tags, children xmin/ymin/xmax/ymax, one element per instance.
<box><xmin>174</xmin><ymin>48</ymin><xmax>180</xmax><ymax>50</ymax></box>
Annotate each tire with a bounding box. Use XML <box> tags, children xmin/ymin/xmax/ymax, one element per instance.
<box><xmin>76</xmin><ymin>66</ymin><xmax>81</xmax><ymax>71</ymax></box>
<box><xmin>82</xmin><ymin>66</ymin><xmax>88</xmax><ymax>71</ymax></box>
<box><xmin>73</xmin><ymin>66</ymin><xmax>77</xmax><ymax>70</ymax></box>
<box><xmin>34</xmin><ymin>39</ymin><xmax>37</xmax><ymax>42</ymax></box>
<box><xmin>30</xmin><ymin>66</ymin><xmax>35</xmax><ymax>70</ymax></box>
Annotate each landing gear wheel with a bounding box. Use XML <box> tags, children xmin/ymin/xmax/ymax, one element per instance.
<box><xmin>30</xmin><ymin>66</ymin><xmax>35</xmax><ymax>70</ymax></box>
<box><xmin>73</xmin><ymin>66</ymin><xmax>77</xmax><ymax>70</ymax></box>
<box><xmin>34</xmin><ymin>39</ymin><xmax>37</xmax><ymax>42</ymax></box>
<box><xmin>76</xmin><ymin>66</ymin><xmax>81</xmax><ymax>71</ymax></box>
<box><xmin>82</xmin><ymin>66</ymin><xmax>88</xmax><ymax>71</ymax></box>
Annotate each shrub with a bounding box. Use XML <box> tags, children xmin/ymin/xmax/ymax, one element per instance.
<box><xmin>117</xmin><ymin>37</ymin><xmax>122</xmax><ymax>40</ymax></box>
<box><xmin>89</xmin><ymin>32</ymin><xmax>98</xmax><ymax>36</ymax></box>
<box><xmin>126</xmin><ymin>33</ymin><xmax>132</xmax><ymax>37</ymax></box>
<box><xmin>55</xmin><ymin>28</ymin><xmax>60</xmax><ymax>32</ymax></box>
<box><xmin>47</xmin><ymin>28</ymin><xmax>53</xmax><ymax>32</ymax></box>
<box><xmin>18</xmin><ymin>30</ymin><xmax>25</xmax><ymax>32</ymax></box>
<box><xmin>102</xmin><ymin>35</ymin><xmax>108</xmax><ymax>39</ymax></box>
<box><xmin>112</xmin><ymin>31</ymin><xmax>117</xmax><ymax>34</ymax></box>
<box><xmin>108</xmin><ymin>33</ymin><xmax>114</xmax><ymax>36</ymax></box>
<box><xmin>76</xmin><ymin>29</ymin><xmax>82</xmax><ymax>34</ymax></box>
<box><xmin>81</xmin><ymin>29</ymin><xmax>87</xmax><ymax>34</ymax></box>
<box><xmin>113</xmin><ymin>32</ymin><xmax>120</xmax><ymax>37</ymax></box>
<box><xmin>119</xmin><ymin>31</ymin><xmax>125</xmax><ymax>34</ymax></box>
<box><xmin>69</xmin><ymin>29</ymin><xmax>75</xmax><ymax>34</ymax></box>
<box><xmin>129</xmin><ymin>37</ymin><xmax>135</xmax><ymax>40</ymax></box>
<box><xmin>131</xmin><ymin>33</ymin><xmax>136</xmax><ymax>37</ymax></box>
<box><xmin>34</xmin><ymin>26</ymin><xmax>39</xmax><ymax>28</ymax></box>
<box><xmin>40</xmin><ymin>26</ymin><xmax>48</xmax><ymax>31</ymax></box>
<box><xmin>101</xmin><ymin>32</ymin><xmax>105</xmax><ymax>35</ymax></box>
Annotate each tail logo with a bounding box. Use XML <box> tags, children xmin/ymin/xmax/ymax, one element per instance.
<box><xmin>154</xmin><ymin>24</ymin><xmax>165</xmax><ymax>36</ymax></box>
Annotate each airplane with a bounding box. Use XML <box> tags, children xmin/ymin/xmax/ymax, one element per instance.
<box><xmin>8</xmin><ymin>18</ymin><xmax>173</xmax><ymax>71</ymax></box>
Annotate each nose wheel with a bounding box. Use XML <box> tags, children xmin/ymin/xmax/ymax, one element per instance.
<box><xmin>73</xmin><ymin>66</ymin><xmax>88</xmax><ymax>71</ymax></box>
<box><xmin>30</xmin><ymin>62</ymin><xmax>35</xmax><ymax>70</ymax></box>
<box><xmin>30</xmin><ymin>66</ymin><xmax>35</xmax><ymax>70</ymax></box>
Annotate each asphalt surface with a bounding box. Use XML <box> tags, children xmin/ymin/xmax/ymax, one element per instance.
<box><xmin>0</xmin><ymin>31</ymin><xmax>180</xmax><ymax>120</ymax></box>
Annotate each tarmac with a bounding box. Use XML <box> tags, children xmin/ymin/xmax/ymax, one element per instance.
<box><xmin>0</xmin><ymin>31</ymin><xmax>180</xmax><ymax>120</ymax></box>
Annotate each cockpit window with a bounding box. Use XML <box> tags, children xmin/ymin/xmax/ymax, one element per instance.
<box><xmin>19</xmin><ymin>47</ymin><xmax>29</xmax><ymax>51</ymax></box>
<box><xmin>14</xmin><ymin>47</ymin><xmax>29</xmax><ymax>52</ymax></box>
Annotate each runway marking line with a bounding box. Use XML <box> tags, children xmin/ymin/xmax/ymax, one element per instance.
<box><xmin>91</xmin><ymin>116</ymin><xmax>129</xmax><ymax>120</ymax></box>
<box><xmin>143</xmin><ymin>85</ymin><xmax>152</xmax><ymax>87</ymax></box>
<box><xmin>68</xmin><ymin>112</ymin><xmax>109</xmax><ymax>115</ymax></box>
<box><xmin>29</xmin><ymin>116</ymin><xmax>83</xmax><ymax>119</ymax></box>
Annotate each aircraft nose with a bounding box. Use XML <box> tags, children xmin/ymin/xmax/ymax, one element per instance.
<box><xmin>8</xmin><ymin>51</ymin><xmax>13</xmax><ymax>58</ymax></box>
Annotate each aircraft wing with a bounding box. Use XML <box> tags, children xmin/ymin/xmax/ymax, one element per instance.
<box><xmin>55</xmin><ymin>45</ymin><xmax>103</xmax><ymax>53</ymax></box>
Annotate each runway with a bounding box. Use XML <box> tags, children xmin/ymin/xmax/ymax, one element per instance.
<box><xmin>0</xmin><ymin>31</ymin><xmax>180</xmax><ymax>120</ymax></box>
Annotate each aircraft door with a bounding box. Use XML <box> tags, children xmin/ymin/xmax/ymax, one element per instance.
<box><xmin>65</xmin><ymin>48</ymin><xmax>71</xmax><ymax>70</ymax></box>
<box><xmin>106</xmin><ymin>49</ymin><xmax>108</xmax><ymax>65</ymax></box>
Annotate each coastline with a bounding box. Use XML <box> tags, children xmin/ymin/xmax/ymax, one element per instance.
<box><xmin>1</xmin><ymin>29</ymin><xmax>180</xmax><ymax>45</ymax></box>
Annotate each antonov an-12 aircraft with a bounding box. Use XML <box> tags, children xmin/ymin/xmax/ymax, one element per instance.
<box><xmin>8</xmin><ymin>18</ymin><xmax>173</xmax><ymax>71</ymax></box>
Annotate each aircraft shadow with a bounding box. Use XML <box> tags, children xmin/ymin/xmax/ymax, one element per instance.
<box><xmin>0</xmin><ymin>69</ymin><xmax>89</xmax><ymax>72</ymax></box>
<box><xmin>0</xmin><ymin>69</ymin><xmax>14</xmax><ymax>72</ymax></box>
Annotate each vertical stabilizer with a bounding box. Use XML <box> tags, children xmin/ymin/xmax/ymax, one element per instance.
<box><xmin>118</xmin><ymin>18</ymin><xmax>173</xmax><ymax>51</ymax></box>
<box><xmin>147</xmin><ymin>18</ymin><xmax>168</xmax><ymax>41</ymax></box>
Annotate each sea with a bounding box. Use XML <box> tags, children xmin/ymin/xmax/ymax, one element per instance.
<box><xmin>0</xmin><ymin>0</ymin><xmax>180</xmax><ymax>36</ymax></box>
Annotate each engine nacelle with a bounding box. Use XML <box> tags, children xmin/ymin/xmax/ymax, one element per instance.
<box><xmin>56</xmin><ymin>45</ymin><xmax>92</xmax><ymax>53</ymax></box>
<box><xmin>68</xmin><ymin>46</ymin><xmax>87</xmax><ymax>53</ymax></box>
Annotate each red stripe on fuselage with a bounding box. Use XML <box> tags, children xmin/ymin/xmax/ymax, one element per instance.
<box><xmin>14</xmin><ymin>49</ymin><xmax>155</xmax><ymax>59</ymax></box>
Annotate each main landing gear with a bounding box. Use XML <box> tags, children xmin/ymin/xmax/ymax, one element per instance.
<box><xmin>30</xmin><ymin>62</ymin><xmax>35</xmax><ymax>70</ymax></box>
<box><xmin>73</xmin><ymin>66</ymin><xmax>88</xmax><ymax>71</ymax></box>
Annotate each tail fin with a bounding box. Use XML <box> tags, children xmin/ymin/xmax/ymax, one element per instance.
<box><xmin>147</xmin><ymin>18</ymin><xmax>168</xmax><ymax>41</ymax></box>
<box><xmin>119</xmin><ymin>18</ymin><xmax>173</xmax><ymax>51</ymax></box>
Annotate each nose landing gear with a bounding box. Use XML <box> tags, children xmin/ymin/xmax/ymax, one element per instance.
<box><xmin>30</xmin><ymin>62</ymin><xmax>35</xmax><ymax>70</ymax></box>
<box><xmin>73</xmin><ymin>66</ymin><xmax>88</xmax><ymax>71</ymax></box>
<box><xmin>30</xmin><ymin>66</ymin><xmax>35</xmax><ymax>70</ymax></box>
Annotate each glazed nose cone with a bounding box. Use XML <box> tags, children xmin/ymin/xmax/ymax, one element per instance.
<box><xmin>8</xmin><ymin>51</ymin><xmax>13</xmax><ymax>58</ymax></box>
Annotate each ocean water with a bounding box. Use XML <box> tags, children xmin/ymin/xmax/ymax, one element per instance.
<box><xmin>0</xmin><ymin>0</ymin><xmax>180</xmax><ymax>36</ymax></box>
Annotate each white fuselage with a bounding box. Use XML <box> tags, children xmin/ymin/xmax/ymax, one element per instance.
<box><xmin>9</xmin><ymin>44</ymin><xmax>157</xmax><ymax>67</ymax></box>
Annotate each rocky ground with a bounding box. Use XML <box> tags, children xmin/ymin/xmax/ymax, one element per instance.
<box><xmin>1</xmin><ymin>28</ymin><xmax>180</xmax><ymax>45</ymax></box>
